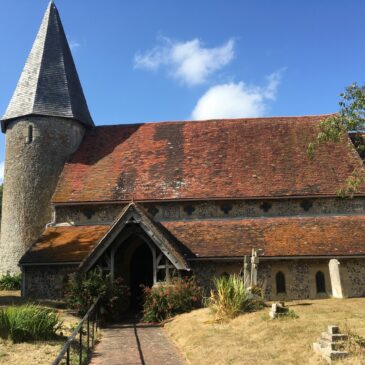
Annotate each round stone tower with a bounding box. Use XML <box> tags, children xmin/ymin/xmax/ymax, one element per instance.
<box><xmin>0</xmin><ymin>1</ymin><xmax>94</xmax><ymax>274</ymax></box>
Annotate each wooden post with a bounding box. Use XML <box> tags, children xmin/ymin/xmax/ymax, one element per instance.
<box><xmin>79</xmin><ymin>325</ymin><xmax>83</xmax><ymax>365</ymax></box>
<box><xmin>110</xmin><ymin>249</ymin><xmax>115</xmax><ymax>281</ymax></box>
<box><xmin>152</xmin><ymin>246</ymin><xmax>157</xmax><ymax>284</ymax></box>
<box><xmin>87</xmin><ymin>317</ymin><xmax>90</xmax><ymax>351</ymax></box>
<box><xmin>21</xmin><ymin>269</ymin><xmax>26</xmax><ymax>297</ymax></box>
<box><xmin>165</xmin><ymin>257</ymin><xmax>170</xmax><ymax>282</ymax></box>
<box><xmin>91</xmin><ymin>313</ymin><xmax>95</xmax><ymax>347</ymax></box>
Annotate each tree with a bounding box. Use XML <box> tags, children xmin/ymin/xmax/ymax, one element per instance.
<box><xmin>308</xmin><ymin>83</ymin><xmax>365</xmax><ymax>197</ymax></box>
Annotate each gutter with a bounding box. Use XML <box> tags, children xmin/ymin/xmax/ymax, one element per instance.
<box><xmin>20</xmin><ymin>262</ymin><xmax>80</xmax><ymax>267</ymax></box>
<box><xmin>187</xmin><ymin>255</ymin><xmax>365</xmax><ymax>261</ymax></box>
<box><xmin>20</xmin><ymin>255</ymin><xmax>365</xmax><ymax>267</ymax></box>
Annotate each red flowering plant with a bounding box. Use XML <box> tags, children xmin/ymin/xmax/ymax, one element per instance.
<box><xmin>142</xmin><ymin>276</ymin><xmax>202</xmax><ymax>322</ymax></box>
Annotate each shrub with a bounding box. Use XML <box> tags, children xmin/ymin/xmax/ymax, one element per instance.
<box><xmin>208</xmin><ymin>275</ymin><xmax>264</xmax><ymax>321</ymax></box>
<box><xmin>64</xmin><ymin>268</ymin><xmax>130</xmax><ymax>321</ymax></box>
<box><xmin>0</xmin><ymin>273</ymin><xmax>22</xmax><ymax>291</ymax></box>
<box><xmin>142</xmin><ymin>277</ymin><xmax>202</xmax><ymax>322</ymax></box>
<box><xmin>345</xmin><ymin>330</ymin><xmax>365</xmax><ymax>357</ymax></box>
<box><xmin>0</xmin><ymin>305</ymin><xmax>60</xmax><ymax>342</ymax></box>
<box><xmin>273</xmin><ymin>309</ymin><xmax>299</xmax><ymax>320</ymax></box>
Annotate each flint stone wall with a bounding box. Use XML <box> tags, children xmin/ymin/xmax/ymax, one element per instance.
<box><xmin>341</xmin><ymin>259</ymin><xmax>365</xmax><ymax>297</ymax></box>
<box><xmin>23</xmin><ymin>264</ymin><xmax>77</xmax><ymax>299</ymax></box>
<box><xmin>191</xmin><ymin>259</ymin><xmax>365</xmax><ymax>300</ymax></box>
<box><xmin>22</xmin><ymin>258</ymin><xmax>365</xmax><ymax>300</ymax></box>
<box><xmin>0</xmin><ymin>116</ymin><xmax>84</xmax><ymax>274</ymax></box>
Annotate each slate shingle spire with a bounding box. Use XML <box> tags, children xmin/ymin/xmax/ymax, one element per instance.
<box><xmin>1</xmin><ymin>1</ymin><xmax>94</xmax><ymax>132</ymax></box>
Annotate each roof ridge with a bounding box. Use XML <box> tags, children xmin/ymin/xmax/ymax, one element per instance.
<box><xmin>93</xmin><ymin>113</ymin><xmax>335</xmax><ymax>129</ymax></box>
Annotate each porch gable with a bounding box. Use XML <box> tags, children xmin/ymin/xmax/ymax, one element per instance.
<box><xmin>79</xmin><ymin>202</ymin><xmax>190</xmax><ymax>273</ymax></box>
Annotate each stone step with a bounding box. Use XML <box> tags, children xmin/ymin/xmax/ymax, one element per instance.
<box><xmin>328</xmin><ymin>350</ymin><xmax>349</xmax><ymax>360</ymax></box>
<box><xmin>324</xmin><ymin>351</ymin><xmax>349</xmax><ymax>363</ymax></box>
<box><xmin>315</xmin><ymin>346</ymin><xmax>348</xmax><ymax>364</ymax></box>
<box><xmin>314</xmin><ymin>326</ymin><xmax>349</xmax><ymax>364</ymax></box>
<box><xmin>319</xmin><ymin>339</ymin><xmax>344</xmax><ymax>351</ymax></box>
<box><xmin>321</xmin><ymin>332</ymin><xmax>348</xmax><ymax>342</ymax></box>
<box><xmin>327</xmin><ymin>325</ymin><xmax>340</xmax><ymax>335</ymax></box>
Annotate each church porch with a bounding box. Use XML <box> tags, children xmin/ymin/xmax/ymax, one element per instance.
<box><xmin>19</xmin><ymin>203</ymin><xmax>365</xmax><ymax>301</ymax></box>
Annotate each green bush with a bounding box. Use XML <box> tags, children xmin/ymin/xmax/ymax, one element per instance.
<box><xmin>0</xmin><ymin>273</ymin><xmax>22</xmax><ymax>291</ymax></box>
<box><xmin>64</xmin><ymin>268</ymin><xmax>130</xmax><ymax>321</ymax></box>
<box><xmin>0</xmin><ymin>305</ymin><xmax>60</xmax><ymax>342</ymax></box>
<box><xmin>275</xmin><ymin>309</ymin><xmax>299</xmax><ymax>319</ymax></box>
<box><xmin>142</xmin><ymin>277</ymin><xmax>202</xmax><ymax>323</ymax></box>
<box><xmin>208</xmin><ymin>275</ymin><xmax>264</xmax><ymax>320</ymax></box>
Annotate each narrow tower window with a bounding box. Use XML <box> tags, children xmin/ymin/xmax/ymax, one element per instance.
<box><xmin>276</xmin><ymin>271</ymin><xmax>286</xmax><ymax>294</ymax></box>
<box><xmin>316</xmin><ymin>271</ymin><xmax>326</xmax><ymax>293</ymax></box>
<box><xmin>26</xmin><ymin>125</ymin><xmax>33</xmax><ymax>144</ymax></box>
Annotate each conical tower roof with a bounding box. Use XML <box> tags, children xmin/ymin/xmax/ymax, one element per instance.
<box><xmin>1</xmin><ymin>1</ymin><xmax>94</xmax><ymax>132</ymax></box>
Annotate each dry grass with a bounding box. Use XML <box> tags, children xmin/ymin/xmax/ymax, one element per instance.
<box><xmin>0</xmin><ymin>290</ymin><xmax>80</xmax><ymax>365</ymax></box>
<box><xmin>165</xmin><ymin>298</ymin><xmax>365</xmax><ymax>365</ymax></box>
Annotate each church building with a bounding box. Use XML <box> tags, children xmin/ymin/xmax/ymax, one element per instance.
<box><xmin>1</xmin><ymin>2</ymin><xmax>365</xmax><ymax>301</ymax></box>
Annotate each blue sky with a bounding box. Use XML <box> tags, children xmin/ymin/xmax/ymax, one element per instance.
<box><xmin>0</xmin><ymin>0</ymin><xmax>365</xmax><ymax>178</ymax></box>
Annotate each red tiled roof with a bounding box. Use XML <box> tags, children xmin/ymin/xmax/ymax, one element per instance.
<box><xmin>52</xmin><ymin>115</ymin><xmax>365</xmax><ymax>203</ymax></box>
<box><xmin>20</xmin><ymin>225</ymin><xmax>109</xmax><ymax>264</ymax></box>
<box><xmin>162</xmin><ymin>215</ymin><xmax>365</xmax><ymax>257</ymax></box>
<box><xmin>20</xmin><ymin>215</ymin><xmax>365</xmax><ymax>264</ymax></box>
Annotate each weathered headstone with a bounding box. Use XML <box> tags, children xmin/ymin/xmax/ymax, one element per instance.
<box><xmin>329</xmin><ymin>259</ymin><xmax>344</xmax><ymax>298</ymax></box>
<box><xmin>269</xmin><ymin>302</ymin><xmax>289</xmax><ymax>319</ymax></box>
<box><xmin>250</xmin><ymin>248</ymin><xmax>259</xmax><ymax>286</ymax></box>
<box><xmin>243</xmin><ymin>256</ymin><xmax>251</xmax><ymax>289</ymax></box>
<box><xmin>313</xmin><ymin>325</ymin><xmax>348</xmax><ymax>363</ymax></box>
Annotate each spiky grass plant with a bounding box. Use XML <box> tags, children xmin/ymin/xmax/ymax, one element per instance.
<box><xmin>0</xmin><ymin>273</ymin><xmax>22</xmax><ymax>291</ymax></box>
<box><xmin>209</xmin><ymin>275</ymin><xmax>258</xmax><ymax>320</ymax></box>
<box><xmin>0</xmin><ymin>305</ymin><xmax>61</xmax><ymax>342</ymax></box>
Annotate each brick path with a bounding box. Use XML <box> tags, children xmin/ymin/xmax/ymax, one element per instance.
<box><xmin>89</xmin><ymin>322</ymin><xmax>185</xmax><ymax>365</ymax></box>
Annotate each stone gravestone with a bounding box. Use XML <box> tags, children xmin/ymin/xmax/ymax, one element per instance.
<box><xmin>329</xmin><ymin>259</ymin><xmax>344</xmax><ymax>298</ymax></box>
<box><xmin>243</xmin><ymin>256</ymin><xmax>251</xmax><ymax>289</ymax></box>
<box><xmin>269</xmin><ymin>302</ymin><xmax>289</xmax><ymax>319</ymax></box>
<box><xmin>250</xmin><ymin>248</ymin><xmax>259</xmax><ymax>286</ymax></box>
<box><xmin>313</xmin><ymin>325</ymin><xmax>348</xmax><ymax>363</ymax></box>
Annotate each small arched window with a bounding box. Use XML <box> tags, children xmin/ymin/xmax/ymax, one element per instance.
<box><xmin>276</xmin><ymin>271</ymin><xmax>286</xmax><ymax>294</ymax></box>
<box><xmin>26</xmin><ymin>125</ymin><xmax>33</xmax><ymax>144</ymax></box>
<box><xmin>316</xmin><ymin>271</ymin><xmax>326</xmax><ymax>293</ymax></box>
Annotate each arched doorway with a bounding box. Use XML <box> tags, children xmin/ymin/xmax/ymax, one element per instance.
<box><xmin>130</xmin><ymin>242</ymin><xmax>154</xmax><ymax>308</ymax></box>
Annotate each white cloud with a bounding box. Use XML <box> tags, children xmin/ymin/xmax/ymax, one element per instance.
<box><xmin>134</xmin><ymin>38</ymin><xmax>234</xmax><ymax>86</ymax></box>
<box><xmin>191</xmin><ymin>70</ymin><xmax>284</xmax><ymax>120</ymax></box>
<box><xmin>263</xmin><ymin>71</ymin><xmax>283</xmax><ymax>100</ymax></box>
<box><xmin>0</xmin><ymin>161</ymin><xmax>4</xmax><ymax>183</ymax></box>
<box><xmin>69</xmin><ymin>40</ymin><xmax>80</xmax><ymax>50</ymax></box>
